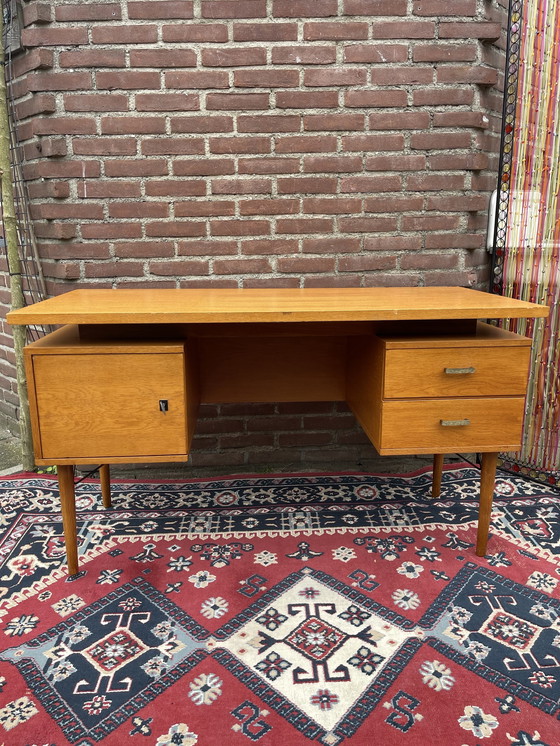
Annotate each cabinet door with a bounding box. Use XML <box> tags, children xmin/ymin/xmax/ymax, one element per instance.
<box><xmin>32</xmin><ymin>352</ymin><xmax>187</xmax><ymax>460</ymax></box>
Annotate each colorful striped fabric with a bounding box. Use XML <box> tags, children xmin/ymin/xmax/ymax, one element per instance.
<box><xmin>493</xmin><ymin>0</ymin><xmax>560</xmax><ymax>484</ymax></box>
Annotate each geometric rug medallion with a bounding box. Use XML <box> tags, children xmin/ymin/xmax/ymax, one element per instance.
<box><xmin>0</xmin><ymin>466</ymin><xmax>558</xmax><ymax>745</ymax></box>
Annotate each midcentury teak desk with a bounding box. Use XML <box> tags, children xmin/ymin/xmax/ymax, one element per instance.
<box><xmin>7</xmin><ymin>287</ymin><xmax>549</xmax><ymax>575</ymax></box>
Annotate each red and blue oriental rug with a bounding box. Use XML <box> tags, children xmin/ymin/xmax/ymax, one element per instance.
<box><xmin>0</xmin><ymin>465</ymin><xmax>558</xmax><ymax>745</ymax></box>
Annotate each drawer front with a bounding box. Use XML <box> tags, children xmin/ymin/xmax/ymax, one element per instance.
<box><xmin>383</xmin><ymin>345</ymin><xmax>530</xmax><ymax>398</ymax></box>
<box><xmin>379</xmin><ymin>397</ymin><xmax>526</xmax><ymax>454</ymax></box>
<box><xmin>33</xmin><ymin>353</ymin><xmax>187</xmax><ymax>459</ymax></box>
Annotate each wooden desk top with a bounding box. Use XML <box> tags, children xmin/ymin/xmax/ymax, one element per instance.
<box><xmin>7</xmin><ymin>287</ymin><xmax>549</xmax><ymax>325</ymax></box>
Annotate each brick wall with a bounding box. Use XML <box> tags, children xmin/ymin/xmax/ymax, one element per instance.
<box><xmin>0</xmin><ymin>0</ymin><xmax>507</xmax><ymax>468</ymax></box>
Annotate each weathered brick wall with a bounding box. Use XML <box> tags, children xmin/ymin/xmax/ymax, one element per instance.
<box><xmin>0</xmin><ymin>0</ymin><xmax>507</xmax><ymax>467</ymax></box>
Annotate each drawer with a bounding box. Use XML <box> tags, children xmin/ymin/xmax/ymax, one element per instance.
<box><xmin>31</xmin><ymin>352</ymin><xmax>187</xmax><ymax>460</ymax></box>
<box><xmin>383</xmin><ymin>345</ymin><xmax>531</xmax><ymax>399</ymax></box>
<box><xmin>378</xmin><ymin>397</ymin><xmax>526</xmax><ymax>454</ymax></box>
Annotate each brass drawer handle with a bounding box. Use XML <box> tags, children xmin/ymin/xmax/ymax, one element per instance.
<box><xmin>444</xmin><ymin>367</ymin><xmax>476</xmax><ymax>375</ymax></box>
<box><xmin>440</xmin><ymin>419</ymin><xmax>471</xmax><ymax>427</ymax></box>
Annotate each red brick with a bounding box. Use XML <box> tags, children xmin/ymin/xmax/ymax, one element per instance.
<box><xmin>339</xmin><ymin>255</ymin><xmax>396</xmax><ymax>271</ymax></box>
<box><xmin>407</xmin><ymin>173</ymin><xmax>465</xmax><ymax>190</ymax></box>
<box><xmin>33</xmin><ymin>223</ymin><xmax>76</xmax><ymax>239</ymax></box>
<box><xmin>25</xmin><ymin>136</ymin><xmax>66</xmax><ymax>159</ymax></box>
<box><xmin>364</xmin><ymin>235</ymin><xmax>422</xmax><ymax>250</ymax></box>
<box><xmin>241</xmin><ymin>238</ymin><xmax>299</xmax><ymax>253</ymax></box>
<box><xmin>206</xmin><ymin>93</ymin><xmax>269</xmax><ymax>110</ymax></box>
<box><xmin>101</xmin><ymin>117</ymin><xmax>165</xmax><ymax>134</ymax></box>
<box><xmin>92</xmin><ymin>25</ymin><xmax>158</xmax><ymax>44</ymax></box>
<box><xmin>369</xmin><ymin>112</ymin><xmax>430</xmax><ymax>130</ymax></box>
<box><xmin>73</xmin><ymin>137</ymin><xmax>137</xmax><ymax>156</ymax></box>
<box><xmin>175</xmin><ymin>201</ymin><xmax>235</xmax><ymax>217</ymax></box>
<box><xmin>434</xmin><ymin>111</ymin><xmax>489</xmax><ymax>129</ymax></box>
<box><xmin>171</xmin><ymin>116</ymin><xmax>233</xmax><ymax>134</ymax></box>
<box><xmin>370</xmin><ymin>67</ymin><xmax>434</xmax><ymax>84</ymax></box>
<box><xmin>413</xmin><ymin>43</ymin><xmax>477</xmax><ymax>62</ymax></box>
<box><xmin>365</xmin><ymin>195</ymin><xmax>424</xmax><ymax>212</ymax></box>
<box><xmin>304</xmin><ymin>22</ymin><xmax>368</xmax><ymax>41</ymax></box>
<box><xmin>413</xmin><ymin>0</ymin><xmax>476</xmax><ymax>14</ymax></box>
<box><xmin>12</xmin><ymin>48</ymin><xmax>53</xmax><ymax>77</ymax></box>
<box><xmin>277</xmin><ymin>91</ymin><xmax>339</xmax><ymax>109</ymax></box>
<box><xmin>277</xmin><ymin>256</ymin><xmax>336</xmax><ymax>272</ymax></box>
<box><xmin>104</xmin><ymin>159</ymin><xmax>168</xmax><ymax>176</ymax></box>
<box><xmin>28</xmin><ymin>180</ymin><xmax>69</xmax><ymax>200</ymax></box>
<box><xmin>272</xmin><ymin>46</ymin><xmax>336</xmax><ymax>65</ymax></box>
<box><xmin>178</xmin><ymin>239</ymin><xmax>238</xmax><ymax>255</ymax></box>
<box><xmin>97</xmin><ymin>71</ymin><xmax>160</xmax><ymax>90</ymax></box>
<box><xmin>77</xmin><ymin>181</ymin><xmax>141</xmax><ymax>198</ymax></box>
<box><xmin>413</xmin><ymin>88</ymin><xmax>474</xmax><ymax>106</ymax></box>
<box><xmin>202</xmin><ymin>48</ymin><xmax>266</xmax><ymax>67</ymax></box>
<box><xmin>130</xmin><ymin>49</ymin><xmax>197</xmax><ymax>68</ymax></box>
<box><xmin>141</xmin><ymin>138</ymin><xmax>204</xmax><ymax>155</ymax></box>
<box><xmin>343</xmin><ymin>43</ymin><xmax>408</xmax><ymax>64</ymax></box>
<box><xmin>163</xmin><ymin>24</ymin><xmax>228</xmax><ymax>42</ymax></box>
<box><xmin>109</xmin><ymin>202</ymin><xmax>169</xmax><ymax>218</ymax></box>
<box><xmin>303</xmin><ymin>197</ymin><xmax>362</xmax><ymax>213</ymax></box>
<box><xmin>304</xmin><ymin>113</ymin><xmax>364</xmax><ymax>131</ymax></box>
<box><xmin>303</xmin><ymin>155</ymin><xmax>362</xmax><ymax>173</ymax></box>
<box><xmin>400</xmin><ymin>253</ymin><xmax>460</xmax><ymax>270</ymax></box>
<box><xmin>41</xmin><ymin>242</ymin><xmax>111</xmax><ymax>260</ymax></box>
<box><xmin>65</xmin><ymin>94</ymin><xmax>128</xmax><ymax>112</ymax></box>
<box><xmin>410</xmin><ymin>132</ymin><xmax>472</xmax><ymax>149</ymax></box>
<box><xmin>439</xmin><ymin>22</ymin><xmax>501</xmax><ymax>40</ymax></box>
<box><xmin>277</xmin><ymin>177</ymin><xmax>338</xmax><ymax>194</ymax></box>
<box><xmin>344</xmin><ymin>0</ymin><xmax>407</xmax><ymax>14</ymax></box>
<box><xmin>276</xmin><ymin>218</ymin><xmax>333</xmax><ymax>234</ymax></box>
<box><xmin>165</xmin><ymin>71</ymin><xmax>229</xmax><ymax>89</ymax></box>
<box><xmin>238</xmin><ymin>115</ymin><xmax>300</xmax><ymax>133</ymax></box>
<box><xmin>304</xmin><ymin>68</ymin><xmax>367</xmax><ymax>87</ymax></box>
<box><xmin>173</xmin><ymin>159</ymin><xmax>234</xmax><ymax>176</ymax></box>
<box><xmin>212</xmin><ymin>178</ymin><xmax>272</xmax><ymax>194</ymax></box>
<box><xmin>273</xmin><ymin>0</ymin><xmax>337</xmax><ymax>16</ymax></box>
<box><xmin>136</xmin><ymin>93</ymin><xmax>199</xmax><ymax>111</ymax></box>
<box><xmin>426</xmin><ymin>194</ymin><xmax>487</xmax><ymax>211</ymax></box>
<box><xmin>276</xmin><ymin>135</ymin><xmax>337</xmax><ymax>153</ymax></box>
<box><xmin>22</xmin><ymin>27</ymin><xmax>88</xmax><ymax>46</ymax></box>
<box><xmin>238</xmin><ymin>158</ymin><xmax>298</xmax><ymax>174</ymax></box>
<box><xmin>302</xmin><ymin>237</ymin><xmax>361</xmax><ymax>253</ymax></box>
<box><xmin>201</xmin><ymin>1</ymin><xmax>266</xmax><ymax>18</ymax></box>
<box><xmin>16</xmin><ymin>93</ymin><xmax>56</xmax><ymax>119</ymax></box>
<box><xmin>85</xmin><ymin>261</ymin><xmax>144</xmax><ymax>277</ymax></box>
<box><xmin>366</xmin><ymin>154</ymin><xmax>426</xmax><ymax>171</ymax></box>
<box><xmin>429</xmin><ymin>152</ymin><xmax>489</xmax><ymax>170</ymax></box>
<box><xmin>115</xmin><ymin>241</ymin><xmax>175</xmax><ymax>258</ymax></box>
<box><xmin>340</xmin><ymin>175</ymin><xmax>402</xmax><ymax>192</ymax></box>
<box><xmin>146</xmin><ymin>222</ymin><xmax>206</xmax><ymax>237</ymax></box>
<box><xmin>345</xmin><ymin>89</ymin><xmax>407</xmax><ymax>107</ymax></box>
<box><xmin>339</xmin><ymin>217</ymin><xmax>398</xmax><ymax>232</ymax></box>
<box><xmin>425</xmin><ymin>233</ymin><xmax>485</xmax><ymax>249</ymax></box>
<box><xmin>146</xmin><ymin>181</ymin><xmax>206</xmax><ymax>197</ymax></box>
<box><xmin>55</xmin><ymin>3</ymin><xmax>121</xmax><ymax>20</ymax></box>
<box><xmin>59</xmin><ymin>50</ymin><xmax>126</xmax><ymax>68</ymax></box>
<box><xmin>437</xmin><ymin>66</ymin><xmax>499</xmax><ymax>86</ymax></box>
<box><xmin>342</xmin><ymin>133</ymin><xmax>405</xmax><ymax>151</ymax></box>
<box><xmin>27</xmin><ymin>71</ymin><xmax>92</xmax><ymax>91</ymax></box>
<box><xmin>233</xmin><ymin>23</ymin><xmax>297</xmax><ymax>41</ymax></box>
<box><xmin>44</xmin><ymin>262</ymin><xmax>81</xmax><ymax>281</ymax></box>
<box><xmin>210</xmin><ymin>137</ymin><xmax>271</xmax><ymax>154</ymax></box>
<box><xmin>30</xmin><ymin>203</ymin><xmax>104</xmax><ymax>220</ymax></box>
<box><xmin>211</xmin><ymin>220</ymin><xmax>270</xmax><ymax>236</ymax></box>
<box><xmin>81</xmin><ymin>223</ymin><xmax>142</xmax><ymax>239</ymax></box>
<box><xmin>128</xmin><ymin>1</ymin><xmax>194</xmax><ymax>19</ymax></box>
<box><xmin>23</xmin><ymin>2</ymin><xmax>52</xmax><ymax>25</ymax></box>
<box><xmin>150</xmin><ymin>260</ymin><xmax>210</xmax><ymax>276</ymax></box>
<box><xmin>213</xmin><ymin>258</ymin><xmax>272</xmax><ymax>272</ymax></box>
<box><xmin>402</xmin><ymin>215</ymin><xmax>461</xmax><ymax>231</ymax></box>
<box><xmin>33</xmin><ymin>118</ymin><xmax>96</xmax><ymax>135</ymax></box>
<box><xmin>371</xmin><ymin>21</ymin><xmax>435</xmax><ymax>38</ymax></box>
<box><xmin>235</xmin><ymin>70</ymin><xmax>299</xmax><ymax>88</ymax></box>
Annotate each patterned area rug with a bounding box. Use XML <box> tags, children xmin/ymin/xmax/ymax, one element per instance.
<box><xmin>0</xmin><ymin>465</ymin><xmax>558</xmax><ymax>746</ymax></box>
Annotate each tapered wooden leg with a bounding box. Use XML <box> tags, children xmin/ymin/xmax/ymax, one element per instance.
<box><xmin>432</xmin><ymin>453</ymin><xmax>444</xmax><ymax>497</ymax></box>
<box><xmin>476</xmin><ymin>452</ymin><xmax>499</xmax><ymax>557</ymax></box>
<box><xmin>58</xmin><ymin>465</ymin><xmax>79</xmax><ymax>575</ymax></box>
<box><xmin>99</xmin><ymin>464</ymin><xmax>111</xmax><ymax>508</ymax></box>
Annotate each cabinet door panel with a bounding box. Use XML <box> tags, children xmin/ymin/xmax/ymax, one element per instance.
<box><xmin>33</xmin><ymin>353</ymin><xmax>187</xmax><ymax>459</ymax></box>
